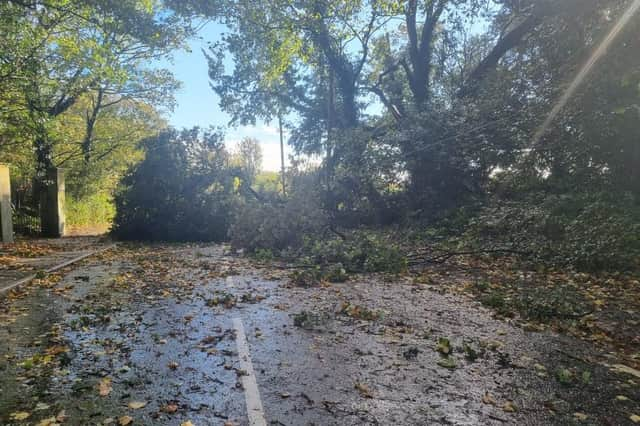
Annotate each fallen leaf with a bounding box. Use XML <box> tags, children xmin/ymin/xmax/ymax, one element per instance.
<box><xmin>35</xmin><ymin>402</ymin><xmax>51</xmax><ymax>411</ymax></box>
<box><xmin>574</xmin><ymin>412</ymin><xmax>588</xmax><ymax>421</ymax></box>
<box><xmin>482</xmin><ymin>392</ymin><xmax>496</xmax><ymax>405</ymax></box>
<box><xmin>98</xmin><ymin>377</ymin><xmax>112</xmax><ymax>396</ymax></box>
<box><xmin>609</xmin><ymin>364</ymin><xmax>640</xmax><ymax>379</ymax></box>
<box><xmin>45</xmin><ymin>345</ymin><xmax>69</xmax><ymax>356</ymax></box>
<box><xmin>631</xmin><ymin>414</ymin><xmax>640</xmax><ymax>423</ymax></box>
<box><xmin>616</xmin><ymin>395</ymin><xmax>629</xmax><ymax>401</ymax></box>
<box><xmin>118</xmin><ymin>415</ymin><xmax>133</xmax><ymax>425</ymax></box>
<box><xmin>436</xmin><ymin>337</ymin><xmax>451</xmax><ymax>355</ymax></box>
<box><xmin>437</xmin><ymin>357</ymin><xmax>457</xmax><ymax>369</ymax></box>
<box><xmin>502</xmin><ymin>401</ymin><xmax>518</xmax><ymax>413</ymax></box>
<box><xmin>354</xmin><ymin>382</ymin><xmax>373</xmax><ymax>398</ymax></box>
<box><xmin>10</xmin><ymin>412</ymin><xmax>31</xmax><ymax>420</ymax></box>
<box><xmin>180</xmin><ymin>421</ymin><xmax>194</xmax><ymax>426</ymax></box>
<box><xmin>162</xmin><ymin>403</ymin><xmax>178</xmax><ymax>413</ymax></box>
<box><xmin>36</xmin><ymin>417</ymin><xmax>58</xmax><ymax>426</ymax></box>
<box><xmin>128</xmin><ymin>401</ymin><xmax>147</xmax><ymax>410</ymax></box>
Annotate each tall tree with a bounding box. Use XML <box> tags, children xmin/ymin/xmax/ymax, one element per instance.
<box><xmin>233</xmin><ymin>137</ymin><xmax>263</xmax><ymax>182</ymax></box>
<box><xmin>205</xmin><ymin>0</ymin><xmax>393</xmax><ymax>153</ymax></box>
<box><xmin>0</xmin><ymin>0</ymin><xmax>190</xmax><ymax>173</ymax></box>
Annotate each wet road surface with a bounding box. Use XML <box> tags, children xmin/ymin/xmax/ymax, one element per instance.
<box><xmin>1</xmin><ymin>244</ymin><xmax>638</xmax><ymax>425</ymax></box>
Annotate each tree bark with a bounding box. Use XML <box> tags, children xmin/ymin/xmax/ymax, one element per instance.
<box><xmin>403</xmin><ymin>0</ymin><xmax>446</xmax><ymax>106</ymax></box>
<box><xmin>82</xmin><ymin>88</ymin><xmax>104</xmax><ymax>164</ymax></box>
<box><xmin>458</xmin><ymin>13</ymin><xmax>542</xmax><ymax>98</ymax></box>
<box><xmin>311</xmin><ymin>1</ymin><xmax>359</xmax><ymax>129</ymax></box>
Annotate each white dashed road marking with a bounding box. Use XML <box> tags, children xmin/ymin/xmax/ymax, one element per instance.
<box><xmin>233</xmin><ymin>317</ymin><xmax>267</xmax><ymax>426</ymax></box>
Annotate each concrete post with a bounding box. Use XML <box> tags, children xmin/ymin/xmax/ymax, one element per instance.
<box><xmin>0</xmin><ymin>165</ymin><xmax>13</xmax><ymax>243</ymax></box>
<box><xmin>40</xmin><ymin>168</ymin><xmax>65</xmax><ymax>238</ymax></box>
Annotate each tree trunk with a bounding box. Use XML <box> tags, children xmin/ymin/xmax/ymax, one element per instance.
<box><xmin>278</xmin><ymin>110</ymin><xmax>286</xmax><ymax>197</ymax></box>
<box><xmin>458</xmin><ymin>13</ymin><xmax>541</xmax><ymax>98</ymax></box>
<box><xmin>82</xmin><ymin>88</ymin><xmax>104</xmax><ymax>164</ymax></box>
<box><xmin>34</xmin><ymin>125</ymin><xmax>54</xmax><ymax>173</ymax></box>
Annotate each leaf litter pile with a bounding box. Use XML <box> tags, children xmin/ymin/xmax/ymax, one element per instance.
<box><xmin>0</xmin><ymin>242</ymin><xmax>638</xmax><ymax>425</ymax></box>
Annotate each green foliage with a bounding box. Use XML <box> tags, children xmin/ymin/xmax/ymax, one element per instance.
<box><xmin>466</xmin><ymin>190</ymin><xmax>640</xmax><ymax>271</ymax></box>
<box><xmin>555</xmin><ymin>368</ymin><xmax>592</xmax><ymax>387</ymax></box>
<box><xmin>473</xmin><ymin>276</ymin><xmax>593</xmax><ymax>323</ymax></box>
<box><xmin>0</xmin><ymin>0</ymin><xmax>189</xmax><ymax>215</ymax></box>
<box><xmin>479</xmin><ymin>292</ymin><xmax>513</xmax><ymax>317</ymax></box>
<box><xmin>292</xmin><ymin>310</ymin><xmax>327</xmax><ymax>329</ymax></box>
<box><xmin>324</xmin><ymin>263</ymin><xmax>349</xmax><ymax>283</ymax></box>
<box><xmin>436</xmin><ymin>337</ymin><xmax>452</xmax><ymax>356</ymax></box>
<box><xmin>339</xmin><ymin>302</ymin><xmax>382</xmax><ymax>321</ymax></box>
<box><xmin>66</xmin><ymin>192</ymin><xmax>115</xmax><ymax>227</ymax></box>
<box><xmin>463</xmin><ymin>343</ymin><xmax>480</xmax><ymax>362</ymax></box>
<box><xmin>254</xmin><ymin>171</ymin><xmax>283</xmax><ymax>195</ymax></box>
<box><xmin>206</xmin><ymin>292</ymin><xmax>237</xmax><ymax>308</ymax></box>
<box><xmin>55</xmin><ymin>96</ymin><xmax>162</xmax><ymax>199</ymax></box>
<box><xmin>1</xmin><ymin>0</ymin><xmax>633</xmax><ymax>279</ymax></box>
<box><xmin>252</xmin><ymin>248</ymin><xmax>275</xmax><ymax>263</ymax></box>
<box><xmin>306</xmin><ymin>232</ymin><xmax>407</xmax><ymax>273</ymax></box>
<box><xmin>515</xmin><ymin>286</ymin><xmax>588</xmax><ymax>323</ymax></box>
<box><xmin>385</xmin><ymin>108</ymin><xmax>485</xmax><ymax>215</ymax></box>
<box><xmin>556</xmin><ymin>368</ymin><xmax>573</xmax><ymax>386</ymax></box>
<box><xmin>289</xmin><ymin>264</ymin><xmax>348</xmax><ymax>286</ymax></box>
<box><xmin>229</xmin><ymin>172</ymin><xmax>328</xmax><ymax>252</ymax></box>
<box><xmin>289</xmin><ymin>268</ymin><xmax>323</xmax><ymax>288</ymax></box>
<box><xmin>436</xmin><ymin>357</ymin><xmax>457</xmax><ymax>369</ymax></box>
<box><xmin>113</xmin><ymin>128</ymin><xmax>240</xmax><ymax>242</ymax></box>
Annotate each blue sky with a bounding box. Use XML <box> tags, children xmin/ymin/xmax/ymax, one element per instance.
<box><xmin>160</xmin><ymin>22</ymin><xmax>291</xmax><ymax>172</ymax></box>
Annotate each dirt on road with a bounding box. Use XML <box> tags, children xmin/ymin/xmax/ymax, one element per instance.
<box><xmin>0</xmin><ymin>243</ymin><xmax>638</xmax><ymax>425</ymax></box>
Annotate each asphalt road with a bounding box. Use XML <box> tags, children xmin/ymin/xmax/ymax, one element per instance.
<box><xmin>0</xmin><ymin>243</ymin><xmax>638</xmax><ymax>425</ymax></box>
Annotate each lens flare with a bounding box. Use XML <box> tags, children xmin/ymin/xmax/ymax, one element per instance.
<box><xmin>532</xmin><ymin>0</ymin><xmax>640</xmax><ymax>146</ymax></box>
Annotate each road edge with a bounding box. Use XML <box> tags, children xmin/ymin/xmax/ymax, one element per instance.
<box><xmin>0</xmin><ymin>243</ymin><xmax>118</xmax><ymax>295</ymax></box>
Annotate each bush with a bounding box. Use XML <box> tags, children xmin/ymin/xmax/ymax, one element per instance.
<box><xmin>66</xmin><ymin>192</ymin><xmax>115</xmax><ymax>227</ymax></box>
<box><xmin>112</xmin><ymin>128</ymin><xmax>240</xmax><ymax>242</ymax></box>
